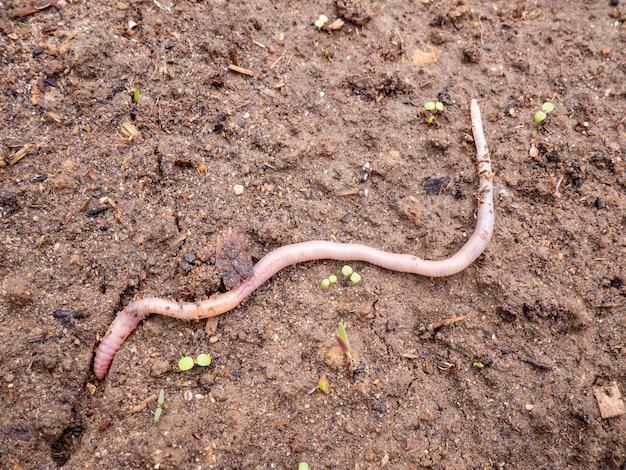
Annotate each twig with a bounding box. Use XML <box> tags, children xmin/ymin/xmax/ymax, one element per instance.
<box><xmin>517</xmin><ymin>354</ymin><xmax>553</xmax><ymax>371</ymax></box>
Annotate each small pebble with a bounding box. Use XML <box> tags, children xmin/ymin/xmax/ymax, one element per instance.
<box><xmin>209</xmin><ymin>335</ymin><xmax>220</xmax><ymax>344</ymax></box>
<box><xmin>4</xmin><ymin>373</ymin><xmax>15</xmax><ymax>383</ymax></box>
<box><xmin>233</xmin><ymin>184</ymin><xmax>244</xmax><ymax>195</ymax></box>
<box><xmin>61</xmin><ymin>357</ymin><xmax>73</xmax><ymax>371</ymax></box>
<box><xmin>525</xmin><ymin>403</ymin><xmax>534</xmax><ymax>411</ymax></box>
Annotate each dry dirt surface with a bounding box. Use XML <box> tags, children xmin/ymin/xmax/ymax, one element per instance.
<box><xmin>1</xmin><ymin>0</ymin><xmax>625</xmax><ymax>468</ymax></box>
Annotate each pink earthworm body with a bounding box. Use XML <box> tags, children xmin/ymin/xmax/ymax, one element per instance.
<box><xmin>93</xmin><ymin>99</ymin><xmax>494</xmax><ymax>379</ymax></box>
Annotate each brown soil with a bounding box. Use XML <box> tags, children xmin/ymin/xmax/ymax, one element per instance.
<box><xmin>1</xmin><ymin>0</ymin><xmax>625</xmax><ymax>468</ymax></box>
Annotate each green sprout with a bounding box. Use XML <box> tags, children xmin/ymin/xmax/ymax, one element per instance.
<box><xmin>298</xmin><ymin>463</ymin><xmax>310</xmax><ymax>470</ymax></box>
<box><xmin>424</xmin><ymin>100</ymin><xmax>444</xmax><ymax>125</ymax></box>
<box><xmin>132</xmin><ymin>87</ymin><xmax>141</xmax><ymax>104</ymax></box>
<box><xmin>318</xmin><ymin>374</ymin><xmax>329</xmax><ymax>394</ymax></box>
<box><xmin>328</xmin><ymin>274</ymin><xmax>338</xmax><ymax>284</ymax></box>
<box><xmin>341</xmin><ymin>265</ymin><xmax>353</xmax><ymax>277</ymax></box>
<box><xmin>472</xmin><ymin>360</ymin><xmax>485</xmax><ymax>369</ymax></box>
<box><xmin>533</xmin><ymin>102</ymin><xmax>554</xmax><ymax>124</ymax></box>
<box><xmin>153</xmin><ymin>388</ymin><xmax>165</xmax><ymax>422</ymax></box>
<box><xmin>350</xmin><ymin>272</ymin><xmax>362</xmax><ymax>284</ymax></box>
<box><xmin>320</xmin><ymin>278</ymin><xmax>331</xmax><ymax>288</ymax></box>
<box><xmin>336</xmin><ymin>321</ymin><xmax>354</xmax><ymax>371</ymax></box>
<box><xmin>196</xmin><ymin>353</ymin><xmax>212</xmax><ymax>367</ymax></box>
<box><xmin>541</xmin><ymin>101</ymin><xmax>554</xmax><ymax>113</ymax></box>
<box><xmin>178</xmin><ymin>356</ymin><xmax>194</xmax><ymax>371</ymax></box>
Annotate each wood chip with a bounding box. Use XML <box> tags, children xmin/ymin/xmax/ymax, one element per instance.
<box><xmin>46</xmin><ymin>111</ymin><xmax>63</xmax><ymax>124</ymax></box>
<box><xmin>128</xmin><ymin>394</ymin><xmax>157</xmax><ymax>413</ymax></box>
<box><xmin>411</xmin><ymin>45</ymin><xmax>439</xmax><ymax>65</ymax></box>
<box><xmin>593</xmin><ymin>382</ymin><xmax>625</xmax><ymax>419</ymax></box>
<box><xmin>337</xmin><ymin>188</ymin><xmax>360</xmax><ymax>196</ymax></box>
<box><xmin>327</xmin><ymin>18</ymin><xmax>345</xmax><ymax>30</ymax></box>
<box><xmin>58</xmin><ymin>31</ymin><xmax>77</xmax><ymax>55</ymax></box>
<box><xmin>30</xmin><ymin>79</ymin><xmax>42</xmax><ymax>106</ymax></box>
<box><xmin>7</xmin><ymin>0</ymin><xmax>58</xmax><ymax>19</ymax></box>
<box><xmin>120</xmin><ymin>121</ymin><xmax>140</xmax><ymax>141</ymax></box>
<box><xmin>227</xmin><ymin>64</ymin><xmax>255</xmax><ymax>76</ymax></box>
<box><xmin>10</xmin><ymin>144</ymin><xmax>35</xmax><ymax>165</ymax></box>
<box><xmin>428</xmin><ymin>314</ymin><xmax>467</xmax><ymax>331</ymax></box>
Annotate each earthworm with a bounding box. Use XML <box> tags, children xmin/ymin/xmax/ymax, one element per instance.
<box><xmin>93</xmin><ymin>99</ymin><xmax>494</xmax><ymax>379</ymax></box>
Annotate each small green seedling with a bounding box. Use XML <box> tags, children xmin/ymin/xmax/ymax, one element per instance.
<box><xmin>336</xmin><ymin>321</ymin><xmax>354</xmax><ymax>371</ymax></box>
<box><xmin>533</xmin><ymin>111</ymin><xmax>547</xmax><ymax>123</ymax></box>
<box><xmin>314</xmin><ymin>14</ymin><xmax>329</xmax><ymax>29</ymax></box>
<box><xmin>132</xmin><ymin>87</ymin><xmax>141</xmax><ymax>104</ymax></box>
<box><xmin>542</xmin><ymin>101</ymin><xmax>554</xmax><ymax>113</ymax></box>
<box><xmin>423</xmin><ymin>101</ymin><xmax>445</xmax><ymax>125</ymax></box>
<box><xmin>318</xmin><ymin>374</ymin><xmax>329</xmax><ymax>394</ymax></box>
<box><xmin>472</xmin><ymin>360</ymin><xmax>485</xmax><ymax>369</ymax></box>
<box><xmin>341</xmin><ymin>265</ymin><xmax>353</xmax><ymax>277</ymax></box>
<box><xmin>350</xmin><ymin>272</ymin><xmax>362</xmax><ymax>284</ymax></box>
<box><xmin>196</xmin><ymin>353</ymin><xmax>212</xmax><ymax>367</ymax></box>
<box><xmin>178</xmin><ymin>356</ymin><xmax>195</xmax><ymax>371</ymax></box>
<box><xmin>328</xmin><ymin>274</ymin><xmax>338</xmax><ymax>284</ymax></box>
<box><xmin>320</xmin><ymin>278</ymin><xmax>331</xmax><ymax>288</ymax></box>
<box><xmin>153</xmin><ymin>388</ymin><xmax>165</xmax><ymax>422</ymax></box>
<box><xmin>533</xmin><ymin>101</ymin><xmax>554</xmax><ymax>123</ymax></box>
<box><xmin>298</xmin><ymin>462</ymin><xmax>310</xmax><ymax>470</ymax></box>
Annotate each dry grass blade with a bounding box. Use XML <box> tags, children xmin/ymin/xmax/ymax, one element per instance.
<box><xmin>228</xmin><ymin>64</ymin><xmax>255</xmax><ymax>76</ymax></box>
<box><xmin>128</xmin><ymin>393</ymin><xmax>157</xmax><ymax>413</ymax></box>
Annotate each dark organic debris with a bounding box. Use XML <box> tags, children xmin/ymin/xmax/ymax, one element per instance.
<box><xmin>423</xmin><ymin>176</ymin><xmax>451</xmax><ymax>195</ymax></box>
<box><xmin>86</xmin><ymin>206</ymin><xmax>109</xmax><ymax>217</ymax></box>
<box><xmin>215</xmin><ymin>229</ymin><xmax>254</xmax><ymax>289</ymax></box>
<box><xmin>53</xmin><ymin>309</ymin><xmax>88</xmax><ymax>319</ymax></box>
<box><xmin>518</xmin><ymin>354</ymin><xmax>553</xmax><ymax>371</ymax></box>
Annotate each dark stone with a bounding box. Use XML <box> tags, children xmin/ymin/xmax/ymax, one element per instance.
<box><xmin>86</xmin><ymin>206</ymin><xmax>109</xmax><ymax>217</ymax></box>
<box><xmin>437</xmin><ymin>88</ymin><xmax>452</xmax><ymax>105</ymax></box>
